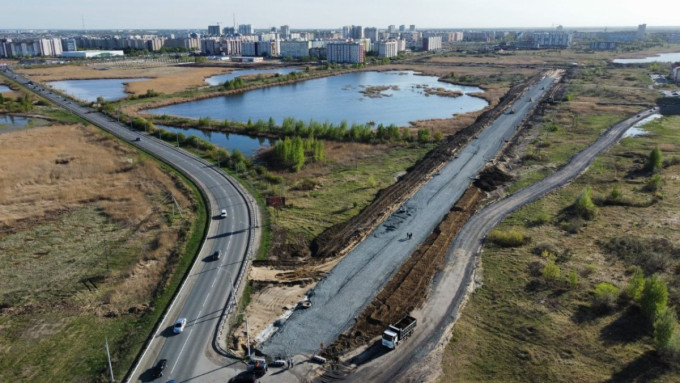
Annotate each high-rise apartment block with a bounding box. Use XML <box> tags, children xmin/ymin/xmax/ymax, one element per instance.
<box><xmin>280</xmin><ymin>25</ymin><xmax>290</xmax><ymax>39</ymax></box>
<box><xmin>375</xmin><ymin>40</ymin><xmax>398</xmax><ymax>58</ymax></box>
<box><xmin>350</xmin><ymin>25</ymin><xmax>363</xmax><ymax>40</ymax></box>
<box><xmin>364</xmin><ymin>27</ymin><xmax>379</xmax><ymax>43</ymax></box>
<box><xmin>280</xmin><ymin>40</ymin><xmax>311</xmax><ymax>58</ymax></box>
<box><xmin>326</xmin><ymin>42</ymin><xmax>364</xmax><ymax>63</ymax></box>
<box><xmin>208</xmin><ymin>24</ymin><xmax>221</xmax><ymax>36</ymax></box>
<box><xmin>423</xmin><ymin>36</ymin><xmax>442</xmax><ymax>51</ymax></box>
<box><xmin>238</xmin><ymin>24</ymin><xmax>253</xmax><ymax>35</ymax></box>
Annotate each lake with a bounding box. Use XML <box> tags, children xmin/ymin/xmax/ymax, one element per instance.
<box><xmin>613</xmin><ymin>52</ymin><xmax>680</xmax><ymax>64</ymax></box>
<box><xmin>148</xmin><ymin>71</ymin><xmax>488</xmax><ymax>127</ymax></box>
<box><xmin>156</xmin><ymin>124</ymin><xmax>275</xmax><ymax>157</ymax></box>
<box><xmin>0</xmin><ymin>85</ymin><xmax>11</xmax><ymax>93</ymax></box>
<box><xmin>204</xmin><ymin>68</ymin><xmax>301</xmax><ymax>86</ymax></box>
<box><xmin>48</xmin><ymin>78</ymin><xmax>149</xmax><ymax>102</ymax></box>
<box><xmin>0</xmin><ymin>115</ymin><xmax>50</xmax><ymax>132</ymax></box>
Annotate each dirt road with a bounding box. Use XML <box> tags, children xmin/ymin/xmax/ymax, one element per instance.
<box><xmin>348</xmin><ymin>107</ymin><xmax>660</xmax><ymax>382</ymax></box>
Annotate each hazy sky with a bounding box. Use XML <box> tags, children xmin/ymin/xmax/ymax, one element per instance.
<box><xmin>3</xmin><ymin>0</ymin><xmax>677</xmax><ymax>30</ymax></box>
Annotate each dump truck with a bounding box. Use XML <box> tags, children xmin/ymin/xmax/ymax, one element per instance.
<box><xmin>381</xmin><ymin>315</ymin><xmax>417</xmax><ymax>349</ymax></box>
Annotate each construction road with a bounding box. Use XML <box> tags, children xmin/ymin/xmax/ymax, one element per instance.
<box><xmin>261</xmin><ymin>74</ymin><xmax>560</xmax><ymax>358</ymax></box>
<box><xmin>348</xmin><ymin>107</ymin><xmax>660</xmax><ymax>382</ymax></box>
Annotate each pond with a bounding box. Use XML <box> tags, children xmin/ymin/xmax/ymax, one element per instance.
<box><xmin>156</xmin><ymin>124</ymin><xmax>275</xmax><ymax>157</ymax></box>
<box><xmin>0</xmin><ymin>85</ymin><xmax>11</xmax><ymax>93</ymax></box>
<box><xmin>0</xmin><ymin>115</ymin><xmax>50</xmax><ymax>133</ymax></box>
<box><xmin>47</xmin><ymin>78</ymin><xmax>149</xmax><ymax>102</ymax></box>
<box><xmin>148</xmin><ymin>71</ymin><xmax>488</xmax><ymax>127</ymax></box>
<box><xmin>624</xmin><ymin>114</ymin><xmax>662</xmax><ymax>137</ymax></box>
<box><xmin>204</xmin><ymin>68</ymin><xmax>301</xmax><ymax>86</ymax></box>
<box><xmin>613</xmin><ymin>52</ymin><xmax>680</xmax><ymax>64</ymax></box>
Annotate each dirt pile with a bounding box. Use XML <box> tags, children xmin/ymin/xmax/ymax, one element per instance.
<box><xmin>323</xmin><ymin>186</ymin><xmax>484</xmax><ymax>358</ymax></box>
<box><xmin>474</xmin><ymin>164</ymin><xmax>514</xmax><ymax>191</ymax></box>
<box><xmin>311</xmin><ymin>72</ymin><xmax>545</xmax><ymax>258</ymax></box>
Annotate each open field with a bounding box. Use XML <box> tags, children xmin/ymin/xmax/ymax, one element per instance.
<box><xmin>0</xmin><ymin>124</ymin><xmax>200</xmax><ymax>382</ymax></box>
<box><xmin>441</xmin><ymin>62</ymin><xmax>680</xmax><ymax>381</ymax></box>
<box><xmin>16</xmin><ymin>64</ymin><xmax>231</xmax><ymax>95</ymax></box>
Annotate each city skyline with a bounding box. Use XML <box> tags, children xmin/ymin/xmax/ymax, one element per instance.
<box><xmin>3</xmin><ymin>0</ymin><xmax>679</xmax><ymax>30</ymax></box>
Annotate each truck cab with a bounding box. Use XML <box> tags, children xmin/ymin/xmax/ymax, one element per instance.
<box><xmin>382</xmin><ymin>328</ymin><xmax>399</xmax><ymax>349</ymax></box>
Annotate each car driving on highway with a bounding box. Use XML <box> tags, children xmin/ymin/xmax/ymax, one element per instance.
<box><xmin>173</xmin><ymin>317</ymin><xmax>187</xmax><ymax>334</ymax></box>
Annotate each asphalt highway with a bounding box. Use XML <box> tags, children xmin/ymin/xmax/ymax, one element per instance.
<box><xmin>0</xmin><ymin>68</ymin><xmax>258</xmax><ymax>383</ymax></box>
<box><xmin>348</xmin><ymin>105</ymin><xmax>659</xmax><ymax>382</ymax></box>
<box><xmin>261</xmin><ymin>74</ymin><xmax>559</xmax><ymax>357</ymax></box>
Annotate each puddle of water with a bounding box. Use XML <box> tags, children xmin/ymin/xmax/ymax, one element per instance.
<box><xmin>624</xmin><ymin>114</ymin><xmax>662</xmax><ymax>137</ymax></box>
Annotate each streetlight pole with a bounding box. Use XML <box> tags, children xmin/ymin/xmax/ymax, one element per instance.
<box><xmin>105</xmin><ymin>337</ymin><xmax>115</xmax><ymax>382</ymax></box>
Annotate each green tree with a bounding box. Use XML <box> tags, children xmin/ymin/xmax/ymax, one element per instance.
<box><xmin>641</xmin><ymin>275</ymin><xmax>668</xmax><ymax>322</ymax></box>
<box><xmin>646</xmin><ymin>146</ymin><xmax>663</xmax><ymax>173</ymax></box>
<box><xmin>417</xmin><ymin>128</ymin><xmax>431</xmax><ymax>143</ymax></box>
<box><xmin>593</xmin><ymin>282</ymin><xmax>619</xmax><ymax>310</ymax></box>
<box><xmin>654</xmin><ymin>308</ymin><xmax>678</xmax><ymax>350</ymax></box>
<box><xmin>625</xmin><ymin>266</ymin><xmax>645</xmax><ymax>302</ymax></box>
<box><xmin>573</xmin><ymin>186</ymin><xmax>597</xmax><ymax>220</ymax></box>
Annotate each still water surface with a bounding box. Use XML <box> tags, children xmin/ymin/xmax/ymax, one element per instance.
<box><xmin>613</xmin><ymin>52</ymin><xmax>680</xmax><ymax>64</ymax></box>
<box><xmin>48</xmin><ymin>78</ymin><xmax>149</xmax><ymax>102</ymax></box>
<box><xmin>156</xmin><ymin>124</ymin><xmax>274</xmax><ymax>157</ymax></box>
<box><xmin>0</xmin><ymin>115</ymin><xmax>49</xmax><ymax>132</ymax></box>
<box><xmin>149</xmin><ymin>71</ymin><xmax>488</xmax><ymax>127</ymax></box>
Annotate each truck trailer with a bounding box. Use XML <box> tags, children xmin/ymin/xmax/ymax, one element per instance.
<box><xmin>381</xmin><ymin>315</ymin><xmax>417</xmax><ymax>349</ymax></box>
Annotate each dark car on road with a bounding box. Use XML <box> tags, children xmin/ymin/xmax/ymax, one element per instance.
<box><xmin>152</xmin><ymin>359</ymin><xmax>167</xmax><ymax>378</ymax></box>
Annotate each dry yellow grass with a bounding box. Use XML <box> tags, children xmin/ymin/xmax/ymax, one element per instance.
<box><xmin>0</xmin><ymin>123</ymin><xmax>194</xmax><ymax>314</ymax></box>
<box><xmin>16</xmin><ymin>64</ymin><xmax>230</xmax><ymax>95</ymax></box>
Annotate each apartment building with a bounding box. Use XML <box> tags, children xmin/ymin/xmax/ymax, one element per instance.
<box><xmin>280</xmin><ymin>40</ymin><xmax>311</xmax><ymax>58</ymax></box>
<box><xmin>375</xmin><ymin>40</ymin><xmax>398</xmax><ymax>58</ymax></box>
<box><xmin>326</xmin><ymin>42</ymin><xmax>364</xmax><ymax>63</ymax></box>
<box><xmin>423</xmin><ymin>36</ymin><xmax>442</xmax><ymax>51</ymax></box>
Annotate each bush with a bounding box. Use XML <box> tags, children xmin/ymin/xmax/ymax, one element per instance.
<box><xmin>542</xmin><ymin>259</ymin><xmax>561</xmax><ymax>284</ymax></box>
<box><xmin>488</xmin><ymin>229</ymin><xmax>526</xmax><ymax>247</ymax></box>
<box><xmin>526</xmin><ymin>211</ymin><xmax>551</xmax><ymax>227</ymax></box>
<box><xmin>593</xmin><ymin>282</ymin><xmax>620</xmax><ymax>310</ymax></box>
<box><xmin>573</xmin><ymin>186</ymin><xmax>597</xmax><ymax>220</ymax></box>
<box><xmin>654</xmin><ymin>308</ymin><xmax>678</xmax><ymax>350</ymax></box>
<box><xmin>641</xmin><ymin>275</ymin><xmax>668</xmax><ymax>322</ymax></box>
<box><xmin>644</xmin><ymin>174</ymin><xmax>662</xmax><ymax>192</ymax></box>
<box><xmin>568</xmin><ymin>270</ymin><xmax>579</xmax><ymax>289</ymax></box>
<box><xmin>625</xmin><ymin>266</ymin><xmax>645</xmax><ymax>302</ymax></box>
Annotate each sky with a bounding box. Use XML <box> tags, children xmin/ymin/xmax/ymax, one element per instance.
<box><xmin>2</xmin><ymin>0</ymin><xmax>678</xmax><ymax>31</ymax></box>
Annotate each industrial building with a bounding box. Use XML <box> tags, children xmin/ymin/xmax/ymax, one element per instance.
<box><xmin>61</xmin><ymin>50</ymin><xmax>124</xmax><ymax>58</ymax></box>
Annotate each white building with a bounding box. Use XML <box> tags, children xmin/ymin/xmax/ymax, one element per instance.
<box><xmin>423</xmin><ymin>36</ymin><xmax>442</xmax><ymax>51</ymax></box>
<box><xmin>326</xmin><ymin>42</ymin><xmax>364</xmax><ymax>63</ymax></box>
<box><xmin>61</xmin><ymin>50</ymin><xmax>124</xmax><ymax>58</ymax></box>
<box><xmin>375</xmin><ymin>40</ymin><xmax>398</xmax><ymax>58</ymax></box>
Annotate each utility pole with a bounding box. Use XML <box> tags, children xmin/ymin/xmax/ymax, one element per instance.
<box><xmin>105</xmin><ymin>337</ymin><xmax>115</xmax><ymax>382</ymax></box>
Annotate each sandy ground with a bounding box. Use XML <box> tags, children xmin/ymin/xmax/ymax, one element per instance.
<box><xmin>16</xmin><ymin>64</ymin><xmax>231</xmax><ymax>95</ymax></box>
<box><xmin>231</xmin><ymin>258</ymin><xmax>342</xmax><ymax>355</ymax></box>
